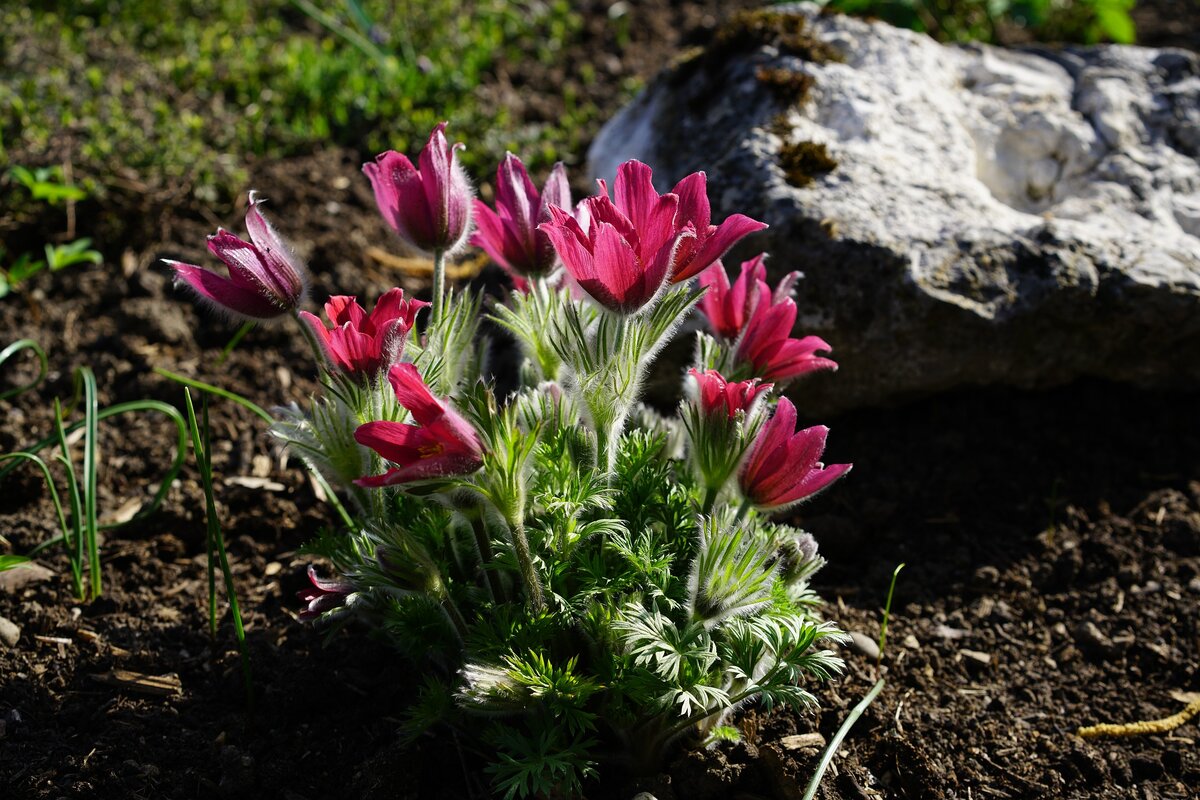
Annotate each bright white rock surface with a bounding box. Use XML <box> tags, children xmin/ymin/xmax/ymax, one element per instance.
<box><xmin>590</xmin><ymin>3</ymin><xmax>1200</xmax><ymax>413</ymax></box>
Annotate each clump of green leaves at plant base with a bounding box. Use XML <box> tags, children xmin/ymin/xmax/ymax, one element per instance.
<box><xmin>814</xmin><ymin>0</ymin><xmax>1136</xmax><ymax>44</ymax></box>
<box><xmin>0</xmin><ymin>0</ymin><xmax>595</xmax><ymax>215</ymax></box>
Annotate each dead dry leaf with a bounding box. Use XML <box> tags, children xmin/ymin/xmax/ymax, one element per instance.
<box><xmin>91</xmin><ymin>669</ymin><xmax>182</xmax><ymax>697</ymax></box>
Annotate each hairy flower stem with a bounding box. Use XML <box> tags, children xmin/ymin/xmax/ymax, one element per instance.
<box><xmin>431</xmin><ymin>248</ymin><xmax>446</xmax><ymax>326</ymax></box>
<box><xmin>701</xmin><ymin>485</ymin><xmax>721</xmax><ymax>515</ymax></box>
<box><xmin>528</xmin><ymin>277</ymin><xmax>560</xmax><ymax>380</ymax></box>
<box><xmin>505</xmin><ymin>507</ymin><xmax>545</xmax><ymax>613</ymax></box>
<box><xmin>295</xmin><ymin>311</ymin><xmax>327</xmax><ymax>367</ymax></box>
<box><xmin>441</xmin><ymin>595</ymin><xmax>469</xmax><ymax>643</ymax></box>
<box><xmin>734</xmin><ymin>496</ymin><xmax>754</xmax><ymax>523</ymax></box>
<box><xmin>586</xmin><ymin>313</ymin><xmax>634</xmax><ymax>480</ymax></box>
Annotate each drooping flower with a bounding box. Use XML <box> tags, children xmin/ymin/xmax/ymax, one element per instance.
<box><xmin>166</xmin><ymin>191</ymin><xmax>307</xmax><ymax>321</ymax></box>
<box><xmin>354</xmin><ymin>363</ymin><xmax>484</xmax><ymax>487</ymax></box>
<box><xmin>297</xmin><ymin>565</ymin><xmax>354</xmax><ymax>620</ymax></box>
<box><xmin>698</xmin><ymin>254</ymin><xmax>770</xmax><ymax>340</ymax></box>
<box><xmin>299</xmin><ymin>288</ymin><xmax>428</xmax><ymax>379</ymax></box>
<box><xmin>739</xmin><ymin>397</ymin><xmax>851</xmax><ymax>512</ymax></box>
<box><xmin>540</xmin><ymin>160</ymin><xmax>690</xmax><ymax>315</ymax></box>
<box><xmin>668</xmin><ymin>172</ymin><xmax>767</xmax><ymax>284</ymax></box>
<box><xmin>736</xmin><ymin>284</ymin><xmax>838</xmax><ymax>382</ymax></box>
<box><xmin>689</xmin><ymin>368</ymin><xmax>772</xmax><ymax>419</ymax></box>
<box><xmin>472</xmin><ymin>154</ymin><xmax>570</xmax><ymax>286</ymax></box>
<box><xmin>363</xmin><ymin>122</ymin><xmax>473</xmax><ymax>255</ymax></box>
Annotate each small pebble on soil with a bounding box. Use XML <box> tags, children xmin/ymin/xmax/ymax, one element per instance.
<box><xmin>0</xmin><ymin>616</ymin><xmax>20</xmax><ymax>648</ymax></box>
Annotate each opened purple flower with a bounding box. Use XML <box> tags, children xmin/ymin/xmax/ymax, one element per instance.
<box><xmin>166</xmin><ymin>191</ymin><xmax>307</xmax><ymax>321</ymax></box>
<box><xmin>354</xmin><ymin>363</ymin><xmax>484</xmax><ymax>487</ymax></box>
<box><xmin>689</xmin><ymin>368</ymin><xmax>772</xmax><ymax>419</ymax></box>
<box><xmin>698</xmin><ymin>254</ymin><xmax>769</xmax><ymax>340</ymax></box>
<box><xmin>540</xmin><ymin>160</ymin><xmax>688</xmax><ymax>315</ymax></box>
<box><xmin>736</xmin><ymin>284</ymin><xmax>837</xmax><ymax>383</ymax></box>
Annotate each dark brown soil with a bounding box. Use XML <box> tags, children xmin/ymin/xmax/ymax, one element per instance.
<box><xmin>2</xmin><ymin>2</ymin><xmax>1198</xmax><ymax>799</ymax></box>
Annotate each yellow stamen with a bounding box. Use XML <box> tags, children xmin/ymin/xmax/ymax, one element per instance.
<box><xmin>417</xmin><ymin>442</ymin><xmax>444</xmax><ymax>458</ymax></box>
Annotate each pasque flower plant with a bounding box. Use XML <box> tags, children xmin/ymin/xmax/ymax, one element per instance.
<box><xmin>172</xmin><ymin>123</ymin><xmax>853</xmax><ymax>799</ymax></box>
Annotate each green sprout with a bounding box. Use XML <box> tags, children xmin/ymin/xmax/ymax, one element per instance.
<box><xmin>0</xmin><ymin>358</ymin><xmax>187</xmax><ymax>600</ymax></box>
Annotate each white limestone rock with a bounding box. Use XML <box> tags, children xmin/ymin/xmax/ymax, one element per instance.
<box><xmin>589</xmin><ymin>4</ymin><xmax>1200</xmax><ymax>413</ymax></box>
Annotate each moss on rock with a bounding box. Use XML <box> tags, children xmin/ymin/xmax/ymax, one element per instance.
<box><xmin>778</xmin><ymin>140</ymin><xmax>838</xmax><ymax>187</ymax></box>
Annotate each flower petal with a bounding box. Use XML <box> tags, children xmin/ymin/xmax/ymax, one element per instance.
<box><xmin>325</xmin><ymin>296</ymin><xmax>367</xmax><ymax>329</ymax></box>
<box><xmin>387</xmin><ymin>363</ymin><xmax>445</xmax><ymax>426</ymax></box>
<box><xmin>675</xmin><ymin>213</ymin><xmax>769</xmax><ymax>283</ymax></box>
<box><xmin>496</xmin><ymin>153</ymin><xmax>538</xmax><ymax>253</ymax></box>
<box><xmin>364</xmin><ymin>150</ymin><xmax>435</xmax><ymax>251</ymax></box>
<box><xmin>775</xmin><ymin>462</ymin><xmax>853</xmax><ymax>507</ymax></box>
<box><xmin>243</xmin><ymin>192</ymin><xmax>306</xmax><ymax>305</ymax></box>
<box><xmin>541</xmin><ymin>206</ymin><xmax>597</xmax><ymax>283</ymax></box>
<box><xmin>471</xmin><ymin>199</ymin><xmax>517</xmax><ymax>271</ymax></box>
<box><xmin>354</xmin><ymin>419</ymin><xmax>433</xmax><ymax>465</ymax></box>
<box><xmin>672</xmin><ymin>171</ymin><xmax>712</xmax><ymax>231</ymax></box>
<box><xmin>539</xmin><ymin>162</ymin><xmax>571</xmax><ymax>220</ymax></box>
<box><xmin>168</xmin><ymin>260</ymin><xmax>284</xmax><ymax>320</ymax></box>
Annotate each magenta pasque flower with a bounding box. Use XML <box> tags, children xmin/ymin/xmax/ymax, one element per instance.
<box><xmin>739</xmin><ymin>397</ymin><xmax>851</xmax><ymax>512</ymax></box>
<box><xmin>297</xmin><ymin>565</ymin><xmax>353</xmax><ymax>620</ymax></box>
<box><xmin>299</xmin><ymin>288</ymin><xmax>428</xmax><ymax>379</ymax></box>
<box><xmin>354</xmin><ymin>363</ymin><xmax>484</xmax><ymax>487</ymax></box>
<box><xmin>698</xmin><ymin>254</ymin><xmax>769</xmax><ymax>340</ymax></box>
<box><xmin>668</xmin><ymin>171</ymin><xmax>767</xmax><ymax>284</ymax></box>
<box><xmin>689</xmin><ymin>368</ymin><xmax>772</xmax><ymax>419</ymax></box>
<box><xmin>364</xmin><ymin>122</ymin><xmax>473</xmax><ymax>255</ymax></box>
<box><xmin>736</xmin><ymin>281</ymin><xmax>837</xmax><ymax>382</ymax></box>
<box><xmin>472</xmin><ymin>154</ymin><xmax>570</xmax><ymax>286</ymax></box>
<box><xmin>166</xmin><ymin>191</ymin><xmax>307</xmax><ymax>321</ymax></box>
<box><xmin>540</xmin><ymin>160</ymin><xmax>691</xmax><ymax>315</ymax></box>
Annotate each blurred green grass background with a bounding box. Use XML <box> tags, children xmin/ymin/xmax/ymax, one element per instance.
<box><xmin>0</xmin><ymin>0</ymin><xmax>599</xmax><ymax>218</ymax></box>
<box><xmin>0</xmin><ymin>0</ymin><xmax>1156</xmax><ymax>243</ymax></box>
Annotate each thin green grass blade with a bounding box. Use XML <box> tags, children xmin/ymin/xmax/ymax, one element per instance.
<box><xmin>0</xmin><ymin>401</ymin><xmax>187</xmax><ymax>530</ymax></box>
<box><xmin>0</xmin><ymin>555</ymin><xmax>32</xmax><ymax>571</ymax></box>
<box><xmin>0</xmin><ymin>453</ymin><xmax>70</xmax><ymax>551</ymax></box>
<box><xmin>289</xmin><ymin>0</ymin><xmax>393</xmax><ymax>67</ymax></box>
<box><xmin>184</xmin><ymin>389</ymin><xmax>253</xmax><ymax>707</ymax></box>
<box><xmin>800</xmin><ymin>678</ymin><xmax>885</xmax><ymax>800</ymax></box>
<box><xmin>156</xmin><ymin>367</ymin><xmax>354</xmax><ymax>531</ymax></box>
<box><xmin>216</xmin><ymin>322</ymin><xmax>255</xmax><ymax>366</ymax></box>
<box><xmin>154</xmin><ymin>367</ymin><xmax>273</xmax><ymax>423</ymax></box>
<box><xmin>185</xmin><ymin>389</ymin><xmax>220</xmax><ymax>636</ymax></box>
<box><xmin>0</xmin><ymin>339</ymin><xmax>48</xmax><ymax>401</ymax></box>
<box><xmin>308</xmin><ymin>467</ymin><xmax>356</xmax><ymax>531</ymax></box>
<box><xmin>52</xmin><ymin>399</ymin><xmax>85</xmax><ymax>599</ymax></box>
<box><xmin>78</xmin><ymin>367</ymin><xmax>101</xmax><ymax>599</ymax></box>
<box><xmin>877</xmin><ymin>562</ymin><xmax>905</xmax><ymax>664</ymax></box>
